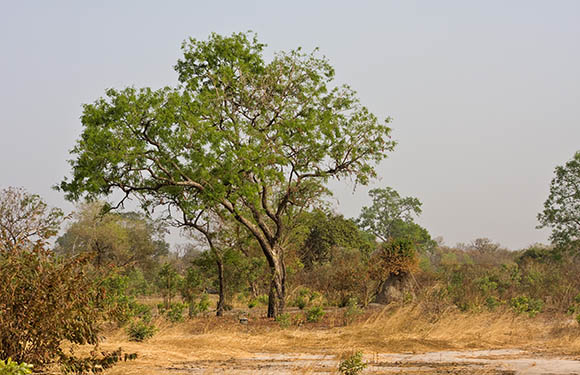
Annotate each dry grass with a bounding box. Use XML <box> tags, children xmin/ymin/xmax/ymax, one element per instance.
<box><xmin>91</xmin><ymin>305</ymin><xmax>580</xmax><ymax>374</ymax></box>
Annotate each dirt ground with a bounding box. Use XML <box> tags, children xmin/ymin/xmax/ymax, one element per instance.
<box><xmin>96</xmin><ymin>305</ymin><xmax>580</xmax><ymax>375</ymax></box>
<box><xmin>154</xmin><ymin>350</ymin><xmax>580</xmax><ymax>374</ymax></box>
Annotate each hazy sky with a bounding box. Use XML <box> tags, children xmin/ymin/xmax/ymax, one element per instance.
<box><xmin>1</xmin><ymin>1</ymin><xmax>578</xmax><ymax>249</ymax></box>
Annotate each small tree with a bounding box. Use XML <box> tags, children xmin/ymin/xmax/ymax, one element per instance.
<box><xmin>0</xmin><ymin>187</ymin><xmax>64</xmax><ymax>252</ymax></box>
<box><xmin>538</xmin><ymin>151</ymin><xmax>580</xmax><ymax>250</ymax></box>
<box><xmin>157</xmin><ymin>262</ymin><xmax>182</xmax><ymax>309</ymax></box>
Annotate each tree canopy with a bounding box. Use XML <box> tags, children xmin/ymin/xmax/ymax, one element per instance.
<box><xmin>55</xmin><ymin>202</ymin><xmax>169</xmax><ymax>271</ymax></box>
<box><xmin>538</xmin><ymin>151</ymin><xmax>580</xmax><ymax>250</ymax></box>
<box><xmin>58</xmin><ymin>32</ymin><xmax>395</xmax><ymax>316</ymax></box>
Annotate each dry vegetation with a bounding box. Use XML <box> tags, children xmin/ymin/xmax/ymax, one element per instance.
<box><xmin>92</xmin><ymin>304</ymin><xmax>580</xmax><ymax>374</ymax></box>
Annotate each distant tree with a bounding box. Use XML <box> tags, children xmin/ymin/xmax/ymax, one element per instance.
<box><xmin>0</xmin><ymin>187</ymin><xmax>64</xmax><ymax>252</ymax></box>
<box><xmin>538</xmin><ymin>151</ymin><xmax>580</xmax><ymax>250</ymax></box>
<box><xmin>357</xmin><ymin>187</ymin><xmax>422</xmax><ymax>242</ymax></box>
<box><xmin>299</xmin><ymin>210</ymin><xmax>374</xmax><ymax>268</ymax></box>
<box><xmin>55</xmin><ymin>202</ymin><xmax>168</xmax><ymax>271</ymax></box>
<box><xmin>469</xmin><ymin>238</ymin><xmax>500</xmax><ymax>253</ymax></box>
<box><xmin>57</xmin><ymin>32</ymin><xmax>395</xmax><ymax>317</ymax></box>
<box><xmin>357</xmin><ymin>187</ymin><xmax>434</xmax><ymax>252</ymax></box>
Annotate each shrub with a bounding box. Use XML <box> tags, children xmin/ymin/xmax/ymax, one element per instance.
<box><xmin>485</xmin><ymin>296</ymin><xmax>501</xmax><ymax>311</ymax></box>
<box><xmin>188</xmin><ymin>293</ymin><xmax>211</xmax><ymax>318</ymax></box>
<box><xmin>576</xmin><ymin>314</ymin><xmax>580</xmax><ymax>325</ymax></box>
<box><xmin>126</xmin><ymin>320</ymin><xmax>156</xmax><ymax>342</ymax></box>
<box><xmin>338</xmin><ymin>351</ymin><xmax>367</xmax><ymax>375</ymax></box>
<box><xmin>165</xmin><ymin>302</ymin><xmax>187</xmax><ymax>323</ymax></box>
<box><xmin>248</xmin><ymin>294</ymin><xmax>269</xmax><ymax>309</ymax></box>
<box><xmin>343</xmin><ymin>297</ymin><xmax>363</xmax><ymax>325</ymax></box>
<box><xmin>306</xmin><ymin>306</ymin><xmax>325</xmax><ymax>323</ymax></box>
<box><xmin>0</xmin><ymin>358</ymin><xmax>33</xmax><ymax>375</ymax></box>
<box><xmin>0</xmin><ymin>248</ymin><xmax>108</xmax><ymax>367</ymax></box>
<box><xmin>510</xmin><ymin>296</ymin><xmax>543</xmax><ymax>317</ymax></box>
<box><xmin>275</xmin><ymin>313</ymin><xmax>292</xmax><ymax>328</ymax></box>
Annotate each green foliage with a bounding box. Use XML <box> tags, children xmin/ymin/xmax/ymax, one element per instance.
<box><xmin>165</xmin><ymin>302</ymin><xmax>187</xmax><ymax>323</ymax></box>
<box><xmin>292</xmin><ymin>287</ymin><xmax>321</xmax><ymax>309</ymax></box>
<box><xmin>99</xmin><ymin>272</ymin><xmax>152</xmax><ymax>325</ymax></box>
<box><xmin>157</xmin><ymin>263</ymin><xmax>183</xmax><ymax>308</ymax></box>
<box><xmin>338</xmin><ymin>351</ymin><xmax>367</xmax><ymax>375</ymax></box>
<box><xmin>54</xmin><ymin>202</ymin><xmax>169</xmax><ymax>270</ymax></box>
<box><xmin>126</xmin><ymin>320</ymin><xmax>156</xmax><ymax>342</ymax></box>
<box><xmin>58</xmin><ymin>31</ymin><xmax>396</xmax><ymax>317</ymax></box>
<box><xmin>248</xmin><ymin>294</ymin><xmax>269</xmax><ymax>309</ymax></box>
<box><xmin>188</xmin><ymin>293</ymin><xmax>210</xmax><ymax>318</ymax></box>
<box><xmin>306</xmin><ymin>306</ymin><xmax>325</xmax><ymax>323</ymax></box>
<box><xmin>0</xmin><ymin>358</ymin><xmax>33</xmax><ymax>375</ymax></box>
<box><xmin>357</xmin><ymin>187</ymin><xmax>422</xmax><ymax>242</ymax></box>
<box><xmin>59</xmin><ymin>348</ymin><xmax>136</xmax><ymax>375</ymax></box>
<box><xmin>275</xmin><ymin>313</ymin><xmax>292</xmax><ymax>328</ymax></box>
<box><xmin>538</xmin><ymin>151</ymin><xmax>580</xmax><ymax>249</ymax></box>
<box><xmin>485</xmin><ymin>296</ymin><xmax>501</xmax><ymax>311</ymax></box>
<box><xmin>343</xmin><ymin>297</ymin><xmax>363</xmax><ymax>325</ymax></box>
<box><xmin>510</xmin><ymin>296</ymin><xmax>544</xmax><ymax>317</ymax></box>
<box><xmin>299</xmin><ymin>210</ymin><xmax>374</xmax><ymax>268</ymax></box>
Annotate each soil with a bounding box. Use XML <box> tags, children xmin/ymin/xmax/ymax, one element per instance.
<box><xmin>159</xmin><ymin>349</ymin><xmax>580</xmax><ymax>374</ymax></box>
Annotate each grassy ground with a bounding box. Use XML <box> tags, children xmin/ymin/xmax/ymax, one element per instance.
<box><xmin>92</xmin><ymin>304</ymin><xmax>580</xmax><ymax>374</ymax></box>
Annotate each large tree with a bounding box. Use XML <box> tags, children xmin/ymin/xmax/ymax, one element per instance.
<box><xmin>58</xmin><ymin>32</ymin><xmax>395</xmax><ymax>317</ymax></box>
<box><xmin>538</xmin><ymin>151</ymin><xmax>580</xmax><ymax>249</ymax></box>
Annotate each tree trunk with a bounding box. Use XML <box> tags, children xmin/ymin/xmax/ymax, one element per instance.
<box><xmin>216</xmin><ymin>258</ymin><xmax>225</xmax><ymax>317</ymax></box>
<box><xmin>266</xmin><ymin>251</ymin><xmax>286</xmax><ymax>318</ymax></box>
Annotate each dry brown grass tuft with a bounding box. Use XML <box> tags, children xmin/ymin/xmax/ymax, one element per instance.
<box><xmin>93</xmin><ymin>305</ymin><xmax>580</xmax><ymax>374</ymax></box>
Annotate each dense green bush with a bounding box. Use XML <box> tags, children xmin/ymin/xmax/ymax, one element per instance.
<box><xmin>306</xmin><ymin>306</ymin><xmax>325</xmax><ymax>323</ymax></box>
<box><xmin>165</xmin><ymin>302</ymin><xmax>187</xmax><ymax>323</ymax></box>
<box><xmin>0</xmin><ymin>358</ymin><xmax>33</xmax><ymax>375</ymax></box>
<box><xmin>510</xmin><ymin>296</ymin><xmax>544</xmax><ymax>317</ymax></box>
<box><xmin>275</xmin><ymin>313</ymin><xmax>292</xmax><ymax>328</ymax></box>
<box><xmin>126</xmin><ymin>320</ymin><xmax>156</xmax><ymax>342</ymax></box>
<box><xmin>338</xmin><ymin>351</ymin><xmax>367</xmax><ymax>375</ymax></box>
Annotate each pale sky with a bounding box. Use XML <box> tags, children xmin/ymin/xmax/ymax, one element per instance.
<box><xmin>1</xmin><ymin>1</ymin><xmax>578</xmax><ymax>249</ymax></box>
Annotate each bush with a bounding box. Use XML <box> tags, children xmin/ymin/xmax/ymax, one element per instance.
<box><xmin>338</xmin><ymin>351</ymin><xmax>367</xmax><ymax>375</ymax></box>
<box><xmin>306</xmin><ymin>306</ymin><xmax>325</xmax><ymax>323</ymax></box>
<box><xmin>127</xmin><ymin>320</ymin><xmax>156</xmax><ymax>342</ymax></box>
<box><xmin>0</xmin><ymin>358</ymin><xmax>33</xmax><ymax>375</ymax></box>
<box><xmin>188</xmin><ymin>293</ymin><xmax>210</xmax><ymax>318</ymax></box>
<box><xmin>165</xmin><ymin>302</ymin><xmax>187</xmax><ymax>323</ymax></box>
<box><xmin>343</xmin><ymin>297</ymin><xmax>363</xmax><ymax>325</ymax></box>
<box><xmin>248</xmin><ymin>294</ymin><xmax>269</xmax><ymax>309</ymax></box>
<box><xmin>275</xmin><ymin>313</ymin><xmax>292</xmax><ymax>328</ymax></box>
<box><xmin>510</xmin><ymin>296</ymin><xmax>543</xmax><ymax>317</ymax></box>
<box><xmin>0</xmin><ymin>249</ymin><xmax>100</xmax><ymax>366</ymax></box>
<box><xmin>485</xmin><ymin>296</ymin><xmax>501</xmax><ymax>311</ymax></box>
